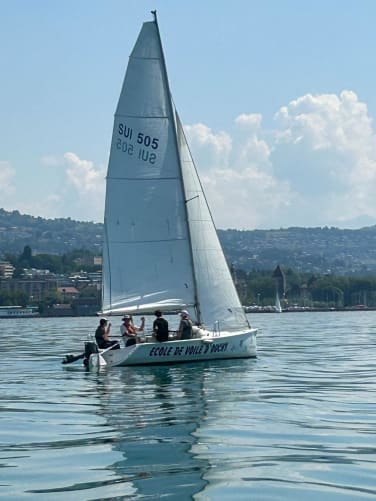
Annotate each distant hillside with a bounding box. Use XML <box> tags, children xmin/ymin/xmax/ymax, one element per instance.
<box><xmin>0</xmin><ymin>209</ymin><xmax>102</xmax><ymax>255</ymax></box>
<box><xmin>220</xmin><ymin>227</ymin><xmax>376</xmax><ymax>276</ymax></box>
<box><xmin>2</xmin><ymin>208</ymin><xmax>376</xmax><ymax>276</ymax></box>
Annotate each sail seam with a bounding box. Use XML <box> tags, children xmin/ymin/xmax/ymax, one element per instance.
<box><xmin>115</xmin><ymin>113</ymin><xmax>169</xmax><ymax>119</ymax></box>
<box><xmin>110</xmin><ymin>238</ymin><xmax>188</xmax><ymax>244</ymax></box>
<box><xmin>107</xmin><ymin>176</ymin><xmax>179</xmax><ymax>181</ymax></box>
<box><xmin>131</xmin><ymin>56</ymin><xmax>161</xmax><ymax>61</ymax></box>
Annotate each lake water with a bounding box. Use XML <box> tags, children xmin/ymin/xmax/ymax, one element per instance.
<box><xmin>1</xmin><ymin>312</ymin><xmax>376</xmax><ymax>500</ymax></box>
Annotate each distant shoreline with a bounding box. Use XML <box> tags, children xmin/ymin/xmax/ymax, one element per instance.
<box><xmin>2</xmin><ymin>307</ymin><xmax>375</xmax><ymax>319</ymax></box>
<box><xmin>246</xmin><ymin>306</ymin><xmax>376</xmax><ymax>313</ymax></box>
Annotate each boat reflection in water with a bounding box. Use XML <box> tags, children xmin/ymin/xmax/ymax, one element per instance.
<box><xmin>93</xmin><ymin>363</ymin><xmax>214</xmax><ymax>498</ymax></box>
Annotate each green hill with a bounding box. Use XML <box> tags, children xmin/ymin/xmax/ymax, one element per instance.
<box><xmin>0</xmin><ymin>209</ymin><xmax>102</xmax><ymax>255</ymax></box>
<box><xmin>2</xmin><ymin>208</ymin><xmax>376</xmax><ymax>276</ymax></box>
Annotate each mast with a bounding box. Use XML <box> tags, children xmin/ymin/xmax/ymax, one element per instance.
<box><xmin>152</xmin><ymin>12</ymin><xmax>202</xmax><ymax>324</ymax></box>
<box><xmin>102</xmin><ymin>218</ymin><xmax>111</xmax><ymax>310</ymax></box>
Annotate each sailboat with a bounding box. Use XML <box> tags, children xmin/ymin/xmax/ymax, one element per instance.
<box><xmin>272</xmin><ymin>264</ymin><xmax>284</xmax><ymax>313</ymax></box>
<box><xmin>88</xmin><ymin>12</ymin><xmax>257</xmax><ymax>367</ymax></box>
<box><xmin>275</xmin><ymin>291</ymin><xmax>282</xmax><ymax>313</ymax></box>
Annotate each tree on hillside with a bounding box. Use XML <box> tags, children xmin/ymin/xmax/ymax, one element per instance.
<box><xmin>0</xmin><ymin>290</ymin><xmax>28</xmax><ymax>307</ymax></box>
<box><xmin>18</xmin><ymin>245</ymin><xmax>32</xmax><ymax>267</ymax></box>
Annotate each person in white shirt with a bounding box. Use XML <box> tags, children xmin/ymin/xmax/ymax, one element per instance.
<box><xmin>120</xmin><ymin>315</ymin><xmax>145</xmax><ymax>346</ymax></box>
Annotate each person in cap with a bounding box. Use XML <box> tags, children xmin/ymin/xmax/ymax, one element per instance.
<box><xmin>178</xmin><ymin>310</ymin><xmax>192</xmax><ymax>340</ymax></box>
<box><xmin>121</xmin><ymin>315</ymin><xmax>145</xmax><ymax>346</ymax></box>
<box><xmin>152</xmin><ymin>310</ymin><xmax>169</xmax><ymax>342</ymax></box>
<box><xmin>95</xmin><ymin>317</ymin><xmax>119</xmax><ymax>350</ymax></box>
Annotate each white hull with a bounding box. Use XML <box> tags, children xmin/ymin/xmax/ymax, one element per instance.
<box><xmin>91</xmin><ymin>329</ymin><xmax>257</xmax><ymax>367</ymax></box>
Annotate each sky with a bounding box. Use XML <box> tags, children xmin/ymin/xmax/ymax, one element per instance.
<box><xmin>2</xmin><ymin>0</ymin><xmax>376</xmax><ymax>230</ymax></box>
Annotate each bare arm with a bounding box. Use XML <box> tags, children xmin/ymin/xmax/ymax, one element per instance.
<box><xmin>104</xmin><ymin>323</ymin><xmax>111</xmax><ymax>339</ymax></box>
<box><xmin>177</xmin><ymin>320</ymin><xmax>183</xmax><ymax>339</ymax></box>
<box><xmin>134</xmin><ymin>317</ymin><xmax>145</xmax><ymax>332</ymax></box>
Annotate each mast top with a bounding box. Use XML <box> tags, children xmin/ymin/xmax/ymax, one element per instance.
<box><xmin>151</xmin><ymin>10</ymin><xmax>157</xmax><ymax>22</ymax></box>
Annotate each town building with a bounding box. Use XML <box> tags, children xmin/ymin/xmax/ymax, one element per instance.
<box><xmin>0</xmin><ymin>278</ymin><xmax>59</xmax><ymax>302</ymax></box>
<box><xmin>0</xmin><ymin>261</ymin><xmax>15</xmax><ymax>279</ymax></box>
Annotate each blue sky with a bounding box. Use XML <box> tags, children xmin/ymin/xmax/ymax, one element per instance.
<box><xmin>2</xmin><ymin>0</ymin><xmax>376</xmax><ymax>229</ymax></box>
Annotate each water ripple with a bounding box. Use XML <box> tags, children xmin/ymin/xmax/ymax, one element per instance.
<box><xmin>1</xmin><ymin>313</ymin><xmax>376</xmax><ymax>499</ymax></box>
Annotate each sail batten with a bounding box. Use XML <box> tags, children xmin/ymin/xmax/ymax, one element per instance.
<box><xmin>131</xmin><ymin>56</ymin><xmax>161</xmax><ymax>61</ymax></box>
<box><xmin>115</xmin><ymin>114</ymin><xmax>169</xmax><ymax>119</ymax></box>
<box><xmin>107</xmin><ymin>239</ymin><xmax>188</xmax><ymax>245</ymax></box>
<box><xmin>107</xmin><ymin>176</ymin><xmax>179</xmax><ymax>181</ymax></box>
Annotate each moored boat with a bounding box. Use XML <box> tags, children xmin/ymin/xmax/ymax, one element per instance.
<box><xmin>0</xmin><ymin>305</ymin><xmax>39</xmax><ymax>318</ymax></box>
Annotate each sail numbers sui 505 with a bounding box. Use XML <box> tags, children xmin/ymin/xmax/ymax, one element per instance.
<box><xmin>116</xmin><ymin>122</ymin><xmax>159</xmax><ymax>165</ymax></box>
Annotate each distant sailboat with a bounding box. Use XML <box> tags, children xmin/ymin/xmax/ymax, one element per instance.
<box><xmin>273</xmin><ymin>264</ymin><xmax>284</xmax><ymax>313</ymax></box>
<box><xmin>80</xmin><ymin>12</ymin><xmax>257</xmax><ymax>367</ymax></box>
<box><xmin>275</xmin><ymin>291</ymin><xmax>282</xmax><ymax>313</ymax></box>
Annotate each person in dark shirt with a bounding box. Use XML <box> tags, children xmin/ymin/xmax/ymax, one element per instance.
<box><xmin>95</xmin><ymin>318</ymin><xmax>119</xmax><ymax>350</ymax></box>
<box><xmin>152</xmin><ymin>310</ymin><xmax>169</xmax><ymax>342</ymax></box>
<box><xmin>178</xmin><ymin>310</ymin><xmax>193</xmax><ymax>340</ymax></box>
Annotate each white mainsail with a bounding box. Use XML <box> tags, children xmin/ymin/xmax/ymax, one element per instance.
<box><xmin>102</xmin><ymin>16</ymin><xmax>249</xmax><ymax>331</ymax></box>
<box><xmin>102</xmin><ymin>20</ymin><xmax>195</xmax><ymax>315</ymax></box>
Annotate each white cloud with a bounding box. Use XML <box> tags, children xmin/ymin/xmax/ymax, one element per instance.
<box><xmin>233</xmin><ymin>114</ymin><xmax>271</xmax><ymax>166</ymax></box>
<box><xmin>235</xmin><ymin>113</ymin><xmax>263</xmax><ymax>130</ymax></box>
<box><xmin>64</xmin><ymin>152</ymin><xmax>105</xmax><ymax>193</ymax></box>
<box><xmin>272</xmin><ymin>90</ymin><xmax>376</xmax><ymax>226</ymax></box>
<box><xmin>275</xmin><ymin>90</ymin><xmax>373</xmax><ymax>153</ymax></box>
<box><xmin>201</xmin><ymin>167</ymin><xmax>293</xmax><ymax>229</ymax></box>
<box><xmin>184</xmin><ymin>123</ymin><xmax>232</xmax><ymax>169</ymax></box>
<box><xmin>0</xmin><ymin>161</ymin><xmax>15</xmax><ymax>195</ymax></box>
<box><xmin>7</xmin><ymin>90</ymin><xmax>376</xmax><ymax>230</ymax></box>
<box><xmin>58</xmin><ymin>152</ymin><xmax>105</xmax><ymax>221</ymax></box>
<box><xmin>13</xmin><ymin>153</ymin><xmax>106</xmax><ymax>222</ymax></box>
<box><xmin>184</xmin><ymin>90</ymin><xmax>376</xmax><ymax>228</ymax></box>
<box><xmin>184</xmin><ymin>115</ymin><xmax>293</xmax><ymax>229</ymax></box>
